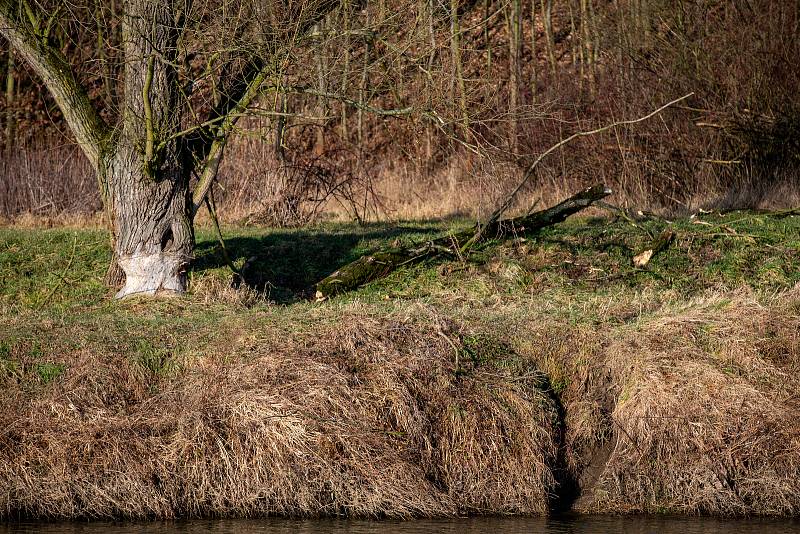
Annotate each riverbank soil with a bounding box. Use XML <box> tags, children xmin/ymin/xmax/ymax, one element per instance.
<box><xmin>1</xmin><ymin>211</ymin><xmax>799</xmax><ymax>519</ymax></box>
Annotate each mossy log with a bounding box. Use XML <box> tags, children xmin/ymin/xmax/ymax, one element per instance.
<box><xmin>315</xmin><ymin>184</ymin><xmax>612</xmax><ymax>299</ymax></box>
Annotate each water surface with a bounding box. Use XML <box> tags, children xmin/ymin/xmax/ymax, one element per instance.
<box><xmin>3</xmin><ymin>516</ymin><xmax>799</xmax><ymax>534</ymax></box>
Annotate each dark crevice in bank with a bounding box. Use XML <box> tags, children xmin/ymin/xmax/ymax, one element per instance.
<box><xmin>540</xmin><ymin>377</ymin><xmax>581</xmax><ymax>514</ymax></box>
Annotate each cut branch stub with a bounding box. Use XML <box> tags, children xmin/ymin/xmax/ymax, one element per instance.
<box><xmin>633</xmin><ymin>229</ymin><xmax>676</xmax><ymax>268</ymax></box>
<box><xmin>315</xmin><ymin>184</ymin><xmax>612</xmax><ymax>299</ymax></box>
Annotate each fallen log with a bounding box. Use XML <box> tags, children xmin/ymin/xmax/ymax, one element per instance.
<box><xmin>315</xmin><ymin>184</ymin><xmax>612</xmax><ymax>299</ymax></box>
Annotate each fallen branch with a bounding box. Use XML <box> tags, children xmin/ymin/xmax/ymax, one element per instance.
<box><xmin>483</xmin><ymin>93</ymin><xmax>693</xmax><ymax>231</ymax></box>
<box><xmin>315</xmin><ymin>184</ymin><xmax>611</xmax><ymax>299</ymax></box>
<box><xmin>596</xmin><ymin>201</ymin><xmax>667</xmax><ymax>224</ymax></box>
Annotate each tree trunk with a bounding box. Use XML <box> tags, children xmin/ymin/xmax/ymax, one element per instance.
<box><xmin>2</xmin><ymin>0</ymin><xmax>339</xmax><ymax>299</ymax></box>
<box><xmin>103</xmin><ymin>146</ymin><xmax>192</xmax><ymax>298</ymax></box>
<box><xmin>540</xmin><ymin>0</ymin><xmax>556</xmax><ymax>76</ymax></box>
<box><xmin>4</xmin><ymin>48</ymin><xmax>16</xmax><ymax>156</ymax></box>
<box><xmin>357</xmin><ymin>9</ymin><xmax>371</xmax><ymax>150</ymax></box>
<box><xmin>340</xmin><ymin>0</ymin><xmax>350</xmax><ymax>140</ymax></box>
<box><xmin>450</xmin><ymin>0</ymin><xmax>470</xmax><ymax>140</ymax></box>
<box><xmin>313</xmin><ymin>21</ymin><xmax>327</xmax><ymax>155</ymax></box>
<box><xmin>530</xmin><ymin>0</ymin><xmax>537</xmax><ymax>99</ymax></box>
<box><xmin>581</xmin><ymin>0</ymin><xmax>595</xmax><ymax>95</ymax></box>
<box><xmin>106</xmin><ymin>0</ymin><xmax>192</xmax><ymax>298</ymax></box>
<box><xmin>274</xmin><ymin>86</ymin><xmax>288</xmax><ymax>163</ymax></box>
<box><xmin>507</xmin><ymin>0</ymin><xmax>521</xmax><ymax>153</ymax></box>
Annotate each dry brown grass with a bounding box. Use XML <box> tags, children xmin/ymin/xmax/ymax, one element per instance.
<box><xmin>189</xmin><ymin>273</ymin><xmax>269</xmax><ymax>308</ymax></box>
<box><xmin>0</xmin><ymin>314</ymin><xmax>559</xmax><ymax>519</ymax></box>
<box><xmin>559</xmin><ymin>287</ymin><xmax>800</xmax><ymax>515</ymax></box>
<box><xmin>2</xmin><ymin>207</ymin><xmax>799</xmax><ymax>520</ymax></box>
<box><xmin>2</xmin><ymin>288</ymin><xmax>798</xmax><ymax>519</ymax></box>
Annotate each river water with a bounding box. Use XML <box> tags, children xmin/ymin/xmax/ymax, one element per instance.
<box><xmin>3</xmin><ymin>516</ymin><xmax>799</xmax><ymax>533</ymax></box>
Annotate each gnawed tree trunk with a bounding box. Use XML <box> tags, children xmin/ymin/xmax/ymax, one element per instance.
<box><xmin>103</xmin><ymin>147</ymin><xmax>193</xmax><ymax>298</ymax></box>
<box><xmin>0</xmin><ymin>0</ymin><xmax>192</xmax><ymax>297</ymax></box>
<box><xmin>1</xmin><ymin>0</ymin><xmax>383</xmax><ymax>299</ymax></box>
<box><xmin>104</xmin><ymin>0</ymin><xmax>191</xmax><ymax>298</ymax></box>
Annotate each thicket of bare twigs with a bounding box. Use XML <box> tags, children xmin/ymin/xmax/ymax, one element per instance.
<box><xmin>1</xmin><ymin>0</ymin><xmax>799</xmax><ymax>222</ymax></box>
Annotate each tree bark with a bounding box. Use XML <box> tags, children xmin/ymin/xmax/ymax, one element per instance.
<box><xmin>107</xmin><ymin>0</ymin><xmax>192</xmax><ymax>298</ymax></box>
<box><xmin>340</xmin><ymin>0</ymin><xmax>350</xmax><ymax>140</ymax></box>
<box><xmin>0</xmin><ymin>0</ymin><xmax>351</xmax><ymax>299</ymax></box>
<box><xmin>450</xmin><ymin>0</ymin><xmax>470</xmax><ymax>140</ymax></box>
<box><xmin>3</xmin><ymin>48</ymin><xmax>15</xmax><ymax>156</ymax></box>
<box><xmin>506</xmin><ymin>0</ymin><xmax>521</xmax><ymax>153</ymax></box>
<box><xmin>540</xmin><ymin>0</ymin><xmax>556</xmax><ymax>75</ymax></box>
<box><xmin>530</xmin><ymin>0</ymin><xmax>537</xmax><ymax>99</ymax></box>
<box><xmin>103</xmin><ymin>146</ymin><xmax>193</xmax><ymax>298</ymax></box>
<box><xmin>313</xmin><ymin>21</ymin><xmax>327</xmax><ymax>155</ymax></box>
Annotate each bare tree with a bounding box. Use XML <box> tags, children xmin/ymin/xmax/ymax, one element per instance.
<box><xmin>539</xmin><ymin>0</ymin><xmax>555</xmax><ymax>75</ymax></box>
<box><xmin>449</xmin><ymin>0</ymin><xmax>469</xmax><ymax>140</ymax></box>
<box><xmin>0</xmin><ymin>0</ymin><xmax>340</xmax><ymax>297</ymax></box>
<box><xmin>505</xmin><ymin>0</ymin><xmax>521</xmax><ymax>153</ymax></box>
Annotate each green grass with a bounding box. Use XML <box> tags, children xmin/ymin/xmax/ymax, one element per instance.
<box><xmin>0</xmin><ymin>211</ymin><xmax>798</xmax><ymax>392</ymax></box>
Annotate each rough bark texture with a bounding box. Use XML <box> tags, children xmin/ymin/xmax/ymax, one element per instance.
<box><xmin>108</xmin><ymin>0</ymin><xmax>192</xmax><ymax>298</ymax></box>
<box><xmin>104</xmin><ymin>147</ymin><xmax>192</xmax><ymax>298</ymax></box>
<box><xmin>1</xmin><ymin>0</ymin><xmax>364</xmax><ymax>299</ymax></box>
<box><xmin>316</xmin><ymin>184</ymin><xmax>612</xmax><ymax>298</ymax></box>
<box><xmin>0</xmin><ymin>0</ymin><xmax>192</xmax><ymax>298</ymax></box>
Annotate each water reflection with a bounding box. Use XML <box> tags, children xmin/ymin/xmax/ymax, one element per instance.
<box><xmin>3</xmin><ymin>515</ymin><xmax>799</xmax><ymax>534</ymax></box>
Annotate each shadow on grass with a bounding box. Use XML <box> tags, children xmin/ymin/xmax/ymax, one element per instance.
<box><xmin>192</xmin><ymin>223</ymin><xmax>440</xmax><ymax>303</ymax></box>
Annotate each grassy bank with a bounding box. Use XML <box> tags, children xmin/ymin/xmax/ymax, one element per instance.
<box><xmin>1</xmin><ymin>211</ymin><xmax>799</xmax><ymax>519</ymax></box>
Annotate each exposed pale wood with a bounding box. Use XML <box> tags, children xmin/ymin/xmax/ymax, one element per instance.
<box><xmin>1</xmin><ymin>0</ymin><xmax>354</xmax><ymax>299</ymax></box>
<box><xmin>633</xmin><ymin>229</ymin><xmax>675</xmax><ymax>268</ymax></box>
<box><xmin>103</xmin><ymin>0</ymin><xmax>192</xmax><ymax>298</ymax></box>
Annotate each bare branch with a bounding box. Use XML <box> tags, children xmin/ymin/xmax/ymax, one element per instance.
<box><xmin>0</xmin><ymin>0</ymin><xmax>110</xmax><ymax>167</ymax></box>
<box><xmin>485</xmin><ymin>93</ymin><xmax>695</xmax><ymax>227</ymax></box>
<box><xmin>191</xmin><ymin>65</ymin><xmax>272</xmax><ymax>215</ymax></box>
